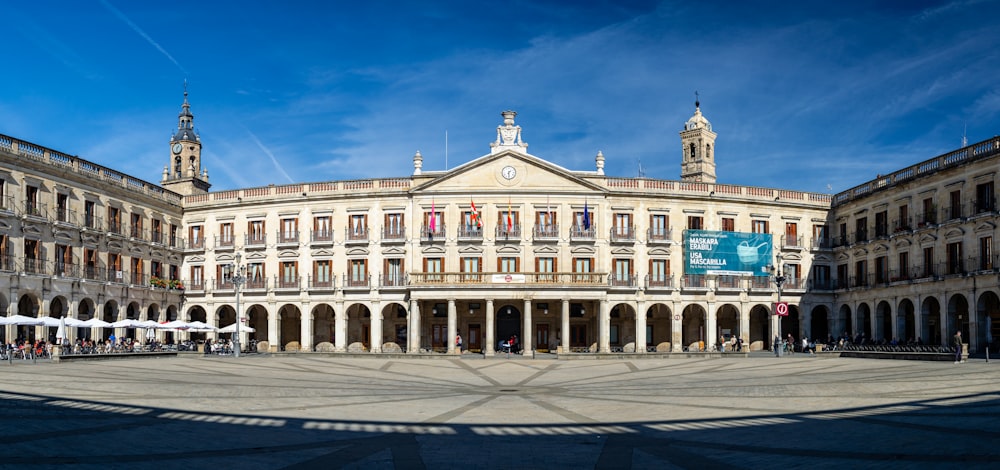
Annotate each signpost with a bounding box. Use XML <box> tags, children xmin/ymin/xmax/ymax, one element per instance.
<box><xmin>775</xmin><ymin>302</ymin><xmax>789</xmax><ymax>317</ymax></box>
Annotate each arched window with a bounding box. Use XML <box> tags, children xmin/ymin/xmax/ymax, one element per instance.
<box><xmin>706</xmin><ymin>144</ymin><xmax>711</xmax><ymax>160</ymax></box>
<box><xmin>689</xmin><ymin>143</ymin><xmax>696</xmax><ymax>159</ymax></box>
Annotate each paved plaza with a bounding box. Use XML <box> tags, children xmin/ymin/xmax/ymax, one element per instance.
<box><xmin>1</xmin><ymin>354</ymin><xmax>998</xmax><ymax>469</ymax></box>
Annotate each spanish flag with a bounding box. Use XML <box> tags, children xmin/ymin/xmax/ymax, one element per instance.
<box><xmin>507</xmin><ymin>197</ymin><xmax>513</xmax><ymax>232</ymax></box>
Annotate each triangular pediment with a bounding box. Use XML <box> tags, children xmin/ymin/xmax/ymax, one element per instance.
<box><xmin>918</xmin><ymin>233</ymin><xmax>938</xmax><ymax>245</ymax></box>
<box><xmin>871</xmin><ymin>243</ymin><xmax>890</xmax><ymax>254</ymax></box>
<box><xmin>533</xmin><ymin>245</ymin><xmax>558</xmax><ymax>254</ymax></box>
<box><xmin>187</xmin><ymin>255</ymin><xmax>206</xmax><ymax>263</ymax></box>
<box><xmin>610</xmin><ymin>247</ymin><xmax>635</xmax><ymax>256</ymax></box>
<box><xmin>851</xmin><ymin>248</ymin><xmax>868</xmax><ymax>257</ymax></box>
<box><xmin>245</xmin><ymin>252</ymin><xmax>267</xmax><ymax>261</ymax></box>
<box><xmin>975</xmin><ymin>221</ymin><xmax>997</xmax><ymax>233</ymax></box>
<box><xmin>812</xmin><ymin>254</ymin><xmax>833</xmax><ymax>263</ymax></box>
<box><xmin>277</xmin><ymin>249</ymin><xmax>299</xmax><ymax>258</ymax></box>
<box><xmin>381</xmin><ymin>247</ymin><xmax>406</xmax><ymax>255</ymax></box>
<box><xmin>459</xmin><ymin>245</ymin><xmax>484</xmax><ymax>254</ymax></box>
<box><xmin>943</xmin><ymin>228</ymin><xmax>965</xmax><ymax>240</ymax></box>
<box><xmin>53</xmin><ymin>230</ymin><xmax>76</xmax><ymax>242</ymax></box>
<box><xmin>894</xmin><ymin>238</ymin><xmax>912</xmax><ymax>249</ymax></box>
<box><xmin>311</xmin><ymin>248</ymin><xmax>335</xmax><ymax>257</ymax></box>
<box><xmin>411</xmin><ymin>150</ymin><xmax>607</xmax><ymax>195</ymax></box>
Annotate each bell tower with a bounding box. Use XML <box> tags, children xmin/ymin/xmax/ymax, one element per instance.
<box><xmin>679</xmin><ymin>93</ymin><xmax>717</xmax><ymax>183</ymax></box>
<box><xmin>162</xmin><ymin>85</ymin><xmax>210</xmax><ymax>195</ymax></box>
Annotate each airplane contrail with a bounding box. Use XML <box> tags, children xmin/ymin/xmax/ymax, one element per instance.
<box><xmin>100</xmin><ymin>0</ymin><xmax>187</xmax><ymax>74</ymax></box>
<box><xmin>246</xmin><ymin>129</ymin><xmax>296</xmax><ymax>184</ymax></box>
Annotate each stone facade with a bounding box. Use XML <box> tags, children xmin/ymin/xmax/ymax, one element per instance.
<box><xmin>2</xmin><ymin>94</ymin><xmax>996</xmax><ymax>355</ymax></box>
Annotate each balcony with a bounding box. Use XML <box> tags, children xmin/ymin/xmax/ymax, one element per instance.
<box><xmin>244</xmin><ymin>278</ymin><xmax>268</xmax><ymax>292</ymax></box>
<box><xmin>408</xmin><ymin>272</ymin><xmax>606</xmax><ymax>286</ymax></box>
<box><xmin>381</xmin><ymin>226</ymin><xmax>405</xmax><ymax>243</ymax></box>
<box><xmin>457</xmin><ymin>225</ymin><xmax>484</xmax><ymax>241</ymax></box>
<box><xmin>107</xmin><ymin>220</ymin><xmax>124</xmax><ymax>237</ymax></box>
<box><xmin>811</xmin><ymin>237</ymin><xmax>832</xmax><ymax>250</ymax></box>
<box><xmin>808</xmin><ymin>278</ymin><xmax>834</xmax><ymax>291</ymax></box>
<box><xmin>645</xmin><ymin>274</ymin><xmax>674</xmax><ymax>290</ymax></box>
<box><xmin>215</xmin><ymin>235</ymin><xmax>235</xmax><ymax>250</ymax></box>
<box><xmin>0</xmin><ymin>254</ymin><xmax>14</xmax><ymax>272</ymax></box>
<box><xmin>185</xmin><ymin>279</ymin><xmax>205</xmax><ymax>292</ymax></box>
<box><xmin>681</xmin><ymin>274</ymin><xmax>708</xmax><ymax>290</ymax></box>
<box><xmin>277</xmin><ymin>230</ymin><xmax>300</xmax><ymax>246</ymax></box>
<box><xmin>609</xmin><ymin>225</ymin><xmax>636</xmax><ymax>243</ymax></box>
<box><xmin>421</xmin><ymin>223</ymin><xmax>446</xmax><ymax>242</ymax></box>
<box><xmin>275</xmin><ymin>276</ymin><xmax>301</xmax><ymax>291</ymax></box>
<box><xmin>150</xmin><ymin>231</ymin><xmax>163</xmax><ymax>245</ymax></box>
<box><xmin>570</xmin><ymin>224</ymin><xmax>596</xmax><ymax>242</ymax></box>
<box><xmin>343</xmin><ymin>274</ymin><xmax>370</xmax><ymax>290</ymax></box>
<box><xmin>781</xmin><ymin>235</ymin><xmax>803</xmax><ymax>250</ymax></box>
<box><xmin>22</xmin><ymin>258</ymin><xmax>48</xmax><ymax>276</ymax></box>
<box><xmin>310</xmin><ymin>229</ymin><xmax>333</xmax><ymax>245</ymax></box>
<box><xmin>130</xmin><ymin>227</ymin><xmax>148</xmax><ymax>243</ymax></box>
<box><xmin>608</xmin><ymin>273</ymin><xmax>636</xmax><ymax>288</ymax></box>
<box><xmin>532</xmin><ymin>224</ymin><xmax>559</xmax><ymax>242</ymax></box>
<box><xmin>0</xmin><ymin>195</ymin><xmax>14</xmax><ymax>214</ymax></box>
<box><xmin>21</xmin><ymin>201</ymin><xmax>47</xmax><ymax>220</ymax></box>
<box><xmin>308</xmin><ymin>275</ymin><xmax>335</xmax><ymax>290</ymax></box>
<box><xmin>647</xmin><ymin>228</ymin><xmax>672</xmax><ymax>244</ymax></box>
<box><xmin>941</xmin><ymin>205</ymin><xmax>964</xmax><ymax>223</ymax></box>
<box><xmin>83</xmin><ymin>214</ymin><xmax>102</xmax><ymax>231</ymax></box>
<box><xmin>216</xmin><ymin>278</ymin><xmax>235</xmax><ymax>291</ymax></box>
<box><xmin>716</xmin><ymin>275</ymin><xmax>741</xmax><ymax>291</ymax></box>
<box><xmin>380</xmin><ymin>274</ymin><xmax>407</xmax><ymax>288</ymax></box>
<box><xmin>972</xmin><ymin>197</ymin><xmax>997</xmax><ymax>217</ymax></box>
<box><xmin>495</xmin><ymin>224</ymin><xmax>521</xmax><ymax>241</ymax></box>
<box><xmin>891</xmin><ymin>217</ymin><xmax>912</xmax><ymax>235</ymax></box>
<box><xmin>245</xmin><ymin>233</ymin><xmax>267</xmax><ymax>249</ymax></box>
<box><xmin>345</xmin><ymin>227</ymin><xmax>369</xmax><ymax>244</ymax></box>
<box><xmin>54</xmin><ymin>208</ymin><xmax>77</xmax><ymax>227</ymax></box>
<box><xmin>187</xmin><ymin>237</ymin><xmax>205</xmax><ymax>251</ymax></box>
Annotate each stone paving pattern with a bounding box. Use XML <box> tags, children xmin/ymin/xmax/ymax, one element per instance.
<box><xmin>0</xmin><ymin>354</ymin><xmax>998</xmax><ymax>469</ymax></box>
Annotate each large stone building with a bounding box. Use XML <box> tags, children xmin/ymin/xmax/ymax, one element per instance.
<box><xmin>2</xmin><ymin>93</ymin><xmax>997</xmax><ymax>355</ymax></box>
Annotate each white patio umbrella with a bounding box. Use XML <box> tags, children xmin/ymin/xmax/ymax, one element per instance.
<box><xmin>79</xmin><ymin>318</ymin><xmax>113</xmax><ymax>328</ymax></box>
<box><xmin>56</xmin><ymin>316</ymin><xmax>67</xmax><ymax>342</ymax></box>
<box><xmin>0</xmin><ymin>314</ymin><xmax>44</xmax><ymax>326</ymax></box>
<box><xmin>218</xmin><ymin>323</ymin><xmax>255</xmax><ymax>333</ymax></box>
<box><xmin>185</xmin><ymin>321</ymin><xmax>217</xmax><ymax>332</ymax></box>
<box><xmin>110</xmin><ymin>319</ymin><xmax>144</xmax><ymax>328</ymax></box>
<box><xmin>159</xmin><ymin>320</ymin><xmax>191</xmax><ymax>330</ymax></box>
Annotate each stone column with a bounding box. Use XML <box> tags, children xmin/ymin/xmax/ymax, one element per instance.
<box><xmin>635</xmin><ymin>300</ymin><xmax>646</xmax><ymax>354</ymax></box>
<box><xmin>599</xmin><ymin>299</ymin><xmax>610</xmax><ymax>353</ymax></box>
<box><xmin>268</xmin><ymin>302</ymin><xmax>280</xmax><ymax>352</ymax></box>
<box><xmin>522</xmin><ymin>299</ymin><xmax>533</xmax><ymax>356</ymax></box>
<box><xmin>938</xmin><ymin>294</ymin><xmax>949</xmax><ymax>346</ymax></box>
<box><xmin>334</xmin><ymin>300</ymin><xmax>347</xmax><ymax>352</ymax></box>
<box><xmin>967</xmin><ymin>292</ymin><xmax>978</xmax><ymax>353</ymax></box>
<box><xmin>300</xmin><ymin>305</ymin><xmax>313</xmax><ymax>352</ymax></box>
<box><xmin>370</xmin><ymin>302</ymin><xmax>382</xmax><ymax>353</ymax></box>
<box><xmin>485</xmin><ymin>299</ymin><xmax>495</xmax><ymax>356</ymax></box>
<box><xmin>561</xmin><ymin>299</ymin><xmax>570</xmax><ymax>354</ymax></box>
<box><xmin>706</xmin><ymin>301</ymin><xmax>717</xmax><ymax>351</ymax></box>
<box><xmin>408</xmin><ymin>300</ymin><xmax>420</xmax><ymax>354</ymax></box>
<box><xmin>740</xmin><ymin>302</ymin><xmax>751</xmax><ymax>350</ymax></box>
<box><xmin>672</xmin><ymin>300</ymin><xmax>683</xmax><ymax>352</ymax></box>
<box><xmin>447</xmin><ymin>299</ymin><xmax>457</xmax><ymax>354</ymax></box>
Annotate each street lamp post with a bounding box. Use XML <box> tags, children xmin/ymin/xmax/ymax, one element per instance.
<box><xmin>231</xmin><ymin>253</ymin><xmax>247</xmax><ymax>358</ymax></box>
<box><xmin>768</xmin><ymin>260</ymin><xmax>789</xmax><ymax>357</ymax></box>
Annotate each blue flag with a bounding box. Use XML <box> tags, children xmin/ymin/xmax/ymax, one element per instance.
<box><xmin>583</xmin><ymin>199</ymin><xmax>591</xmax><ymax>230</ymax></box>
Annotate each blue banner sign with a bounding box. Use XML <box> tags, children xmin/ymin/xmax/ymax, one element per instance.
<box><xmin>684</xmin><ymin>230</ymin><xmax>773</xmax><ymax>276</ymax></box>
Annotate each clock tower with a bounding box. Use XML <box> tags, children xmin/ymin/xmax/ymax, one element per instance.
<box><xmin>161</xmin><ymin>86</ymin><xmax>210</xmax><ymax>195</ymax></box>
<box><xmin>679</xmin><ymin>95</ymin><xmax>717</xmax><ymax>183</ymax></box>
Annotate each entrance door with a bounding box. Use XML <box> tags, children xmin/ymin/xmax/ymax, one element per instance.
<box><xmin>496</xmin><ymin>306</ymin><xmax>521</xmax><ymax>351</ymax></box>
<box><xmin>536</xmin><ymin>324</ymin><xmax>549</xmax><ymax>352</ymax></box>
<box><xmin>468</xmin><ymin>324</ymin><xmax>481</xmax><ymax>352</ymax></box>
<box><xmin>432</xmin><ymin>324</ymin><xmax>446</xmax><ymax>350</ymax></box>
<box><xmin>570</xmin><ymin>324</ymin><xmax>587</xmax><ymax>348</ymax></box>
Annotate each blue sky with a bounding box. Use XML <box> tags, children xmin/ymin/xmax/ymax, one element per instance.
<box><xmin>3</xmin><ymin>1</ymin><xmax>999</xmax><ymax>195</ymax></box>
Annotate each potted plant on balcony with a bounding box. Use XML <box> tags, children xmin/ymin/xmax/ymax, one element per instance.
<box><xmin>150</xmin><ymin>276</ymin><xmax>168</xmax><ymax>288</ymax></box>
<box><xmin>169</xmin><ymin>279</ymin><xmax>185</xmax><ymax>291</ymax></box>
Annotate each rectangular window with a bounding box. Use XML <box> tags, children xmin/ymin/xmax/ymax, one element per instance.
<box><xmin>424</xmin><ymin>210</ymin><xmax>444</xmax><ymax>236</ymax></box>
<box><xmin>613</xmin><ymin>213</ymin><xmax>632</xmax><ymax>237</ymax></box>
<box><xmin>874</xmin><ymin>256</ymin><xmax>888</xmax><ymax>283</ymax></box>
<box><xmin>854</xmin><ymin>260</ymin><xmax>867</xmax><ymax>287</ymax></box>
<box><xmin>247</xmin><ymin>262</ymin><xmax>265</xmax><ymax>288</ymax></box>
<box><xmin>280</xmin><ymin>261</ymin><xmax>298</xmax><ymax>288</ymax></box>
<box><xmin>497</xmin><ymin>209</ymin><xmax>520</xmax><ymax>234</ymax></box>
<box><xmin>752</xmin><ymin>219</ymin><xmax>769</xmax><ymax>234</ymax></box>
<box><xmin>721</xmin><ymin>217</ymin><xmax>735</xmax><ymax>232</ymax></box>
<box><xmin>54</xmin><ymin>244</ymin><xmax>72</xmax><ymax>276</ymax></box>
<box><xmin>108</xmin><ymin>206</ymin><xmax>121</xmax><ymax>233</ymax></box>
<box><xmin>812</xmin><ymin>265</ymin><xmax>830</xmax><ymax>289</ymax></box>
<box><xmin>281</xmin><ymin>218</ymin><xmax>299</xmax><ymax>242</ymax></box>
<box><xmin>687</xmin><ymin>216</ymin><xmax>703</xmax><ymax>230</ymax></box>
<box><xmin>949</xmin><ymin>190</ymin><xmax>962</xmax><ymax>219</ymax></box>
<box><xmin>498</xmin><ymin>257</ymin><xmax>519</xmax><ymax>273</ymax></box>
<box><xmin>190</xmin><ymin>265</ymin><xmax>203</xmax><ymax>289</ymax></box>
<box><xmin>896</xmin><ymin>204</ymin><xmax>910</xmax><ymax>231</ymax></box>
<box><xmin>384</xmin><ymin>213</ymin><xmax>403</xmax><ymax>238</ymax></box>
<box><xmin>536</xmin><ymin>257</ymin><xmax>555</xmax><ymax>282</ymax></box>
<box><xmin>874</xmin><ymin>211</ymin><xmax>888</xmax><ymax>237</ymax></box>
<box><xmin>384</xmin><ymin>258</ymin><xmax>404</xmax><ymax>285</ymax></box>
<box><xmin>855</xmin><ymin>217</ymin><xmax>867</xmax><ymax>242</ymax></box>
<box><xmin>649</xmin><ymin>259</ymin><xmax>669</xmax><ymax>286</ymax></box>
<box><xmin>151</xmin><ymin>219</ymin><xmax>162</xmax><ymax>243</ymax></box>
<box><xmin>219</xmin><ymin>222</ymin><xmax>234</xmax><ymax>245</ymax></box>
<box><xmin>897</xmin><ymin>252</ymin><xmax>909</xmax><ymax>281</ymax></box>
<box><xmin>249</xmin><ymin>220</ymin><xmax>266</xmax><ymax>244</ymax></box>
<box><xmin>784</xmin><ymin>222</ymin><xmax>798</xmax><ymax>246</ymax></box>
<box><xmin>130</xmin><ymin>213</ymin><xmax>143</xmax><ymax>238</ymax></box>
<box><xmin>612</xmin><ymin>258</ymin><xmax>632</xmax><ymax>285</ymax></box>
<box><xmin>349</xmin><ymin>259</ymin><xmax>367</xmax><ymax>285</ymax></box>
<box><xmin>836</xmin><ymin>263</ymin><xmax>848</xmax><ymax>289</ymax></box>
<box><xmin>980</xmin><ymin>236</ymin><xmax>993</xmax><ymax>271</ymax></box>
<box><xmin>947</xmin><ymin>241</ymin><xmax>963</xmax><ymax>274</ymax></box>
<box><xmin>424</xmin><ymin>257</ymin><xmax>443</xmax><ymax>282</ymax></box>
<box><xmin>923</xmin><ymin>246</ymin><xmax>935</xmax><ymax>277</ymax></box>
<box><xmin>313</xmin><ymin>260</ymin><xmax>332</xmax><ymax>284</ymax></box>
<box><xmin>25</xmin><ymin>185</ymin><xmax>39</xmax><ymax>216</ymax></box>
<box><xmin>650</xmin><ymin>214</ymin><xmax>669</xmax><ymax>239</ymax></box>
<box><xmin>348</xmin><ymin>214</ymin><xmax>367</xmax><ymax>240</ymax></box>
<box><xmin>536</xmin><ymin>209</ymin><xmax>556</xmax><ymax>228</ymax></box>
<box><xmin>977</xmin><ymin>181</ymin><xmax>995</xmax><ymax>213</ymax></box>
<box><xmin>189</xmin><ymin>225</ymin><xmax>203</xmax><ymax>248</ymax></box>
<box><xmin>461</xmin><ymin>257</ymin><xmax>481</xmax><ymax>282</ymax></box>
<box><xmin>84</xmin><ymin>200</ymin><xmax>97</xmax><ymax>228</ymax></box>
<box><xmin>56</xmin><ymin>193</ymin><xmax>69</xmax><ymax>223</ymax></box>
<box><xmin>921</xmin><ymin>197</ymin><xmax>936</xmax><ymax>225</ymax></box>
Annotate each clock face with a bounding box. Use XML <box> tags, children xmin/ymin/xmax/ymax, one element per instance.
<box><xmin>172</xmin><ymin>143</ymin><xmax>183</xmax><ymax>154</ymax></box>
<box><xmin>501</xmin><ymin>165</ymin><xmax>517</xmax><ymax>180</ymax></box>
